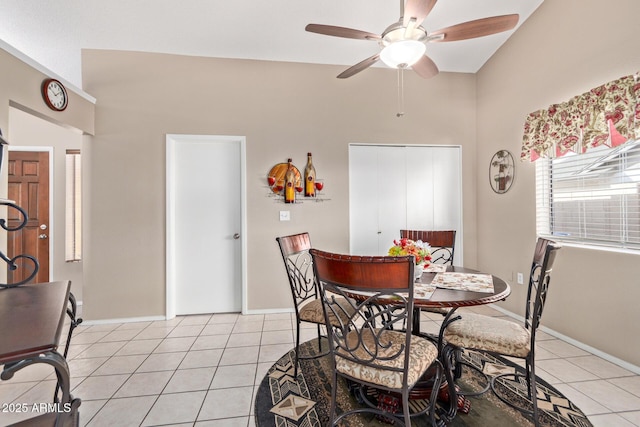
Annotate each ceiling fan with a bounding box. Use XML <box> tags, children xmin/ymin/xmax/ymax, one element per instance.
<box><xmin>305</xmin><ymin>0</ymin><xmax>519</xmax><ymax>79</ymax></box>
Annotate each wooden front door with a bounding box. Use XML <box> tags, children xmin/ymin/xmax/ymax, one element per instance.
<box><xmin>7</xmin><ymin>151</ymin><xmax>50</xmax><ymax>284</ymax></box>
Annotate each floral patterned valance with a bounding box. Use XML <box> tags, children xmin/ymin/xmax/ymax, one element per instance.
<box><xmin>521</xmin><ymin>73</ymin><xmax>640</xmax><ymax>162</ymax></box>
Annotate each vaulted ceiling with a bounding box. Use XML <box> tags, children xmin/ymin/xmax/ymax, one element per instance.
<box><xmin>0</xmin><ymin>0</ymin><xmax>542</xmax><ymax>87</ymax></box>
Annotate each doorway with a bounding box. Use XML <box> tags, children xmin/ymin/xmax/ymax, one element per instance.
<box><xmin>166</xmin><ymin>134</ymin><xmax>246</xmax><ymax>318</ymax></box>
<box><xmin>6</xmin><ymin>149</ymin><xmax>51</xmax><ymax>283</ymax></box>
<box><xmin>6</xmin><ymin>106</ymin><xmax>84</xmax><ymax>296</ymax></box>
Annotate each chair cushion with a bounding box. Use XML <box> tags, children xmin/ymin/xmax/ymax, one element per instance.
<box><xmin>443</xmin><ymin>313</ymin><xmax>531</xmax><ymax>358</ymax></box>
<box><xmin>298</xmin><ymin>297</ymin><xmax>354</xmax><ymax>326</ymax></box>
<box><xmin>335</xmin><ymin>329</ymin><xmax>438</xmax><ymax>390</ymax></box>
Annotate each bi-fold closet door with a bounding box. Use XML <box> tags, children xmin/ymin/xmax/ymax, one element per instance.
<box><xmin>349</xmin><ymin>144</ymin><xmax>463</xmax><ymax>264</ymax></box>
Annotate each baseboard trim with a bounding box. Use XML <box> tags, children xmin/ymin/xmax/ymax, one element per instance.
<box><xmin>243</xmin><ymin>308</ymin><xmax>295</xmax><ymax>315</ymax></box>
<box><xmin>81</xmin><ymin>309</ymin><xmax>296</xmax><ymax>325</ymax></box>
<box><xmin>80</xmin><ymin>315</ymin><xmax>166</xmax><ymax>326</ymax></box>
<box><xmin>491</xmin><ymin>304</ymin><xmax>640</xmax><ymax>375</ymax></box>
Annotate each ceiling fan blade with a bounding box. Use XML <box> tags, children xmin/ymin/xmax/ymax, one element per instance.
<box><xmin>337</xmin><ymin>54</ymin><xmax>380</xmax><ymax>79</ymax></box>
<box><xmin>411</xmin><ymin>54</ymin><xmax>439</xmax><ymax>79</ymax></box>
<box><xmin>429</xmin><ymin>14</ymin><xmax>519</xmax><ymax>42</ymax></box>
<box><xmin>403</xmin><ymin>0</ymin><xmax>438</xmax><ymax>27</ymax></box>
<box><xmin>305</xmin><ymin>24</ymin><xmax>380</xmax><ymax>40</ymax></box>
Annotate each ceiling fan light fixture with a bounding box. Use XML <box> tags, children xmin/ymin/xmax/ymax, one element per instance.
<box><xmin>305</xmin><ymin>0</ymin><xmax>519</xmax><ymax>79</ymax></box>
<box><xmin>379</xmin><ymin>39</ymin><xmax>426</xmax><ymax>68</ymax></box>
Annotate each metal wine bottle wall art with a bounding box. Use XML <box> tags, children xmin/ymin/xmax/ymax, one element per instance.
<box><xmin>266</xmin><ymin>153</ymin><xmax>327</xmax><ymax>203</ymax></box>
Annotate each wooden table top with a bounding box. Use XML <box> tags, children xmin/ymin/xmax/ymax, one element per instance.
<box><xmin>0</xmin><ymin>281</ymin><xmax>71</xmax><ymax>365</ymax></box>
<box><xmin>415</xmin><ymin>266</ymin><xmax>510</xmax><ymax>309</ymax></box>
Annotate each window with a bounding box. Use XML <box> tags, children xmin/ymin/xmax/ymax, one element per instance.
<box><xmin>65</xmin><ymin>150</ymin><xmax>82</xmax><ymax>261</ymax></box>
<box><xmin>536</xmin><ymin>139</ymin><xmax>640</xmax><ymax>250</ymax></box>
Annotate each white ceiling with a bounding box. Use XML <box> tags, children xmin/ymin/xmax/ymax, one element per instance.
<box><xmin>0</xmin><ymin>0</ymin><xmax>543</xmax><ymax>88</ymax></box>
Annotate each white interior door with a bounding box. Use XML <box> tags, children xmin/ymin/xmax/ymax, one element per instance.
<box><xmin>166</xmin><ymin>134</ymin><xmax>246</xmax><ymax>317</ymax></box>
<box><xmin>350</xmin><ymin>144</ymin><xmax>407</xmax><ymax>256</ymax></box>
<box><xmin>349</xmin><ymin>145</ymin><xmax>389</xmax><ymax>255</ymax></box>
<box><xmin>349</xmin><ymin>144</ymin><xmax>463</xmax><ymax>263</ymax></box>
<box><xmin>406</xmin><ymin>145</ymin><xmax>463</xmax><ymax>262</ymax></box>
<box><xmin>377</xmin><ymin>147</ymin><xmax>407</xmax><ymax>253</ymax></box>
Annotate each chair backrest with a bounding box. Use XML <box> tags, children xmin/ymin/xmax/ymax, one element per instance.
<box><xmin>525</xmin><ymin>238</ymin><xmax>561</xmax><ymax>336</ymax></box>
<box><xmin>310</xmin><ymin>249</ymin><xmax>416</xmax><ymax>383</ymax></box>
<box><xmin>276</xmin><ymin>233</ymin><xmax>316</xmax><ymax>314</ymax></box>
<box><xmin>400</xmin><ymin>230</ymin><xmax>456</xmax><ymax>265</ymax></box>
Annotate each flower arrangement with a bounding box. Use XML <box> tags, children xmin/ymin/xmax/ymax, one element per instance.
<box><xmin>388</xmin><ymin>238</ymin><xmax>432</xmax><ymax>266</ymax></box>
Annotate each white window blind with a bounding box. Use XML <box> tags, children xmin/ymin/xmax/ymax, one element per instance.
<box><xmin>536</xmin><ymin>139</ymin><xmax>640</xmax><ymax>249</ymax></box>
<box><xmin>65</xmin><ymin>150</ymin><xmax>82</xmax><ymax>261</ymax></box>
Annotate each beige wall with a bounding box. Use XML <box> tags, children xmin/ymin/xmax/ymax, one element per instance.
<box><xmin>81</xmin><ymin>50</ymin><xmax>478</xmax><ymax>320</ymax></box>
<box><xmin>3</xmin><ymin>0</ymin><xmax>639</xmax><ymax>369</ymax></box>
<box><xmin>0</xmin><ymin>46</ymin><xmax>94</xmax><ymax>291</ymax></box>
<box><xmin>476</xmin><ymin>0</ymin><xmax>640</xmax><ymax>366</ymax></box>
<box><xmin>0</xmin><ymin>48</ymin><xmax>94</xmax><ymax>137</ymax></box>
<box><xmin>8</xmin><ymin>107</ymin><xmax>84</xmax><ymax>299</ymax></box>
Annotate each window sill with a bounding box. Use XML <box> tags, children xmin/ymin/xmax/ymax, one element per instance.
<box><xmin>538</xmin><ymin>235</ymin><xmax>640</xmax><ymax>256</ymax></box>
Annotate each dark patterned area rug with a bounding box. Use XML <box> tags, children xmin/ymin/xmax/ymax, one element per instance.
<box><xmin>255</xmin><ymin>340</ymin><xmax>593</xmax><ymax>427</ymax></box>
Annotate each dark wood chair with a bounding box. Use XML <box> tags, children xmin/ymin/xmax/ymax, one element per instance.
<box><xmin>400</xmin><ymin>230</ymin><xmax>456</xmax><ymax>265</ymax></box>
<box><xmin>276</xmin><ymin>233</ymin><xmax>354</xmax><ymax>377</ymax></box>
<box><xmin>441</xmin><ymin>238</ymin><xmax>561</xmax><ymax>426</ymax></box>
<box><xmin>310</xmin><ymin>249</ymin><xmax>443</xmax><ymax>427</ymax></box>
<box><xmin>401</xmin><ymin>230</ymin><xmax>456</xmax><ymax>318</ymax></box>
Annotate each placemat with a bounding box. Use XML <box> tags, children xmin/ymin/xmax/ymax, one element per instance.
<box><xmin>431</xmin><ymin>272</ymin><xmax>494</xmax><ymax>293</ymax></box>
<box><xmin>424</xmin><ymin>263</ymin><xmax>448</xmax><ymax>273</ymax></box>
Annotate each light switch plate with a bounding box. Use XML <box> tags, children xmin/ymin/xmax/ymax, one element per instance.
<box><xmin>279</xmin><ymin>210</ymin><xmax>290</xmax><ymax>221</ymax></box>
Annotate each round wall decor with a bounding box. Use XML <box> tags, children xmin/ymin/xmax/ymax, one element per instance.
<box><xmin>41</xmin><ymin>78</ymin><xmax>68</xmax><ymax>111</ymax></box>
<box><xmin>489</xmin><ymin>150</ymin><xmax>515</xmax><ymax>194</ymax></box>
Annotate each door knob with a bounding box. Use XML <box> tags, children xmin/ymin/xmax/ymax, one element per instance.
<box><xmin>39</xmin><ymin>234</ymin><xmax>48</xmax><ymax>239</ymax></box>
<box><xmin>233</xmin><ymin>233</ymin><xmax>240</xmax><ymax>240</ymax></box>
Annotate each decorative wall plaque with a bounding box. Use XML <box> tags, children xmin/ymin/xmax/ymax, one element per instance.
<box><xmin>489</xmin><ymin>150</ymin><xmax>515</xmax><ymax>194</ymax></box>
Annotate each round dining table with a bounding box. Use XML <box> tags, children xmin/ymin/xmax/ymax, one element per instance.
<box><xmin>411</xmin><ymin>265</ymin><xmax>511</xmax><ymax>334</ymax></box>
<box><xmin>339</xmin><ymin>263</ymin><xmax>511</xmax><ymax>423</ymax></box>
<box><xmin>411</xmin><ymin>265</ymin><xmax>511</xmax><ymax>422</ymax></box>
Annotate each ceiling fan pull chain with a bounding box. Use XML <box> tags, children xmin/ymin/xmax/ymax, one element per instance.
<box><xmin>397</xmin><ymin>67</ymin><xmax>405</xmax><ymax>117</ymax></box>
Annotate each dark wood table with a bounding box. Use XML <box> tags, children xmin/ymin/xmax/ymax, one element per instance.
<box><xmin>413</xmin><ymin>265</ymin><xmax>510</xmax><ymax>332</ymax></box>
<box><xmin>413</xmin><ymin>266</ymin><xmax>511</xmax><ymax>422</ymax></box>
<box><xmin>0</xmin><ymin>281</ymin><xmax>81</xmax><ymax>426</ymax></box>
<box><xmin>418</xmin><ymin>265</ymin><xmax>511</xmax><ymax>304</ymax></box>
<box><xmin>349</xmin><ymin>265</ymin><xmax>511</xmax><ymax>423</ymax></box>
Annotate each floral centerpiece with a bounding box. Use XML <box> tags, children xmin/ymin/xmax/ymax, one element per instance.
<box><xmin>388</xmin><ymin>238</ymin><xmax>432</xmax><ymax>279</ymax></box>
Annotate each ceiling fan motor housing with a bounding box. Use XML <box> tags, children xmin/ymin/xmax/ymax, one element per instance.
<box><xmin>379</xmin><ymin>22</ymin><xmax>429</xmax><ymax>68</ymax></box>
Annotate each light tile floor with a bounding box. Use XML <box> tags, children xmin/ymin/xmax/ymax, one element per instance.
<box><xmin>1</xmin><ymin>306</ymin><xmax>640</xmax><ymax>426</ymax></box>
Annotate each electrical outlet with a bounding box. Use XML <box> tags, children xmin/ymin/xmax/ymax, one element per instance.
<box><xmin>517</xmin><ymin>272</ymin><xmax>524</xmax><ymax>285</ymax></box>
<box><xmin>279</xmin><ymin>210</ymin><xmax>290</xmax><ymax>221</ymax></box>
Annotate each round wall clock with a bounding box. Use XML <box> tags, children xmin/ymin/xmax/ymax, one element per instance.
<box><xmin>41</xmin><ymin>78</ymin><xmax>68</xmax><ymax>111</ymax></box>
<box><xmin>489</xmin><ymin>150</ymin><xmax>515</xmax><ymax>194</ymax></box>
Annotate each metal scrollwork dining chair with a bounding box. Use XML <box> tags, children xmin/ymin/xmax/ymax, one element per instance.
<box><xmin>400</xmin><ymin>230</ymin><xmax>456</xmax><ymax>265</ymax></box>
<box><xmin>310</xmin><ymin>249</ymin><xmax>444</xmax><ymax>427</ymax></box>
<box><xmin>401</xmin><ymin>230</ymin><xmax>456</xmax><ymax>318</ymax></box>
<box><xmin>440</xmin><ymin>238</ymin><xmax>561</xmax><ymax>426</ymax></box>
<box><xmin>276</xmin><ymin>233</ymin><xmax>354</xmax><ymax>377</ymax></box>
